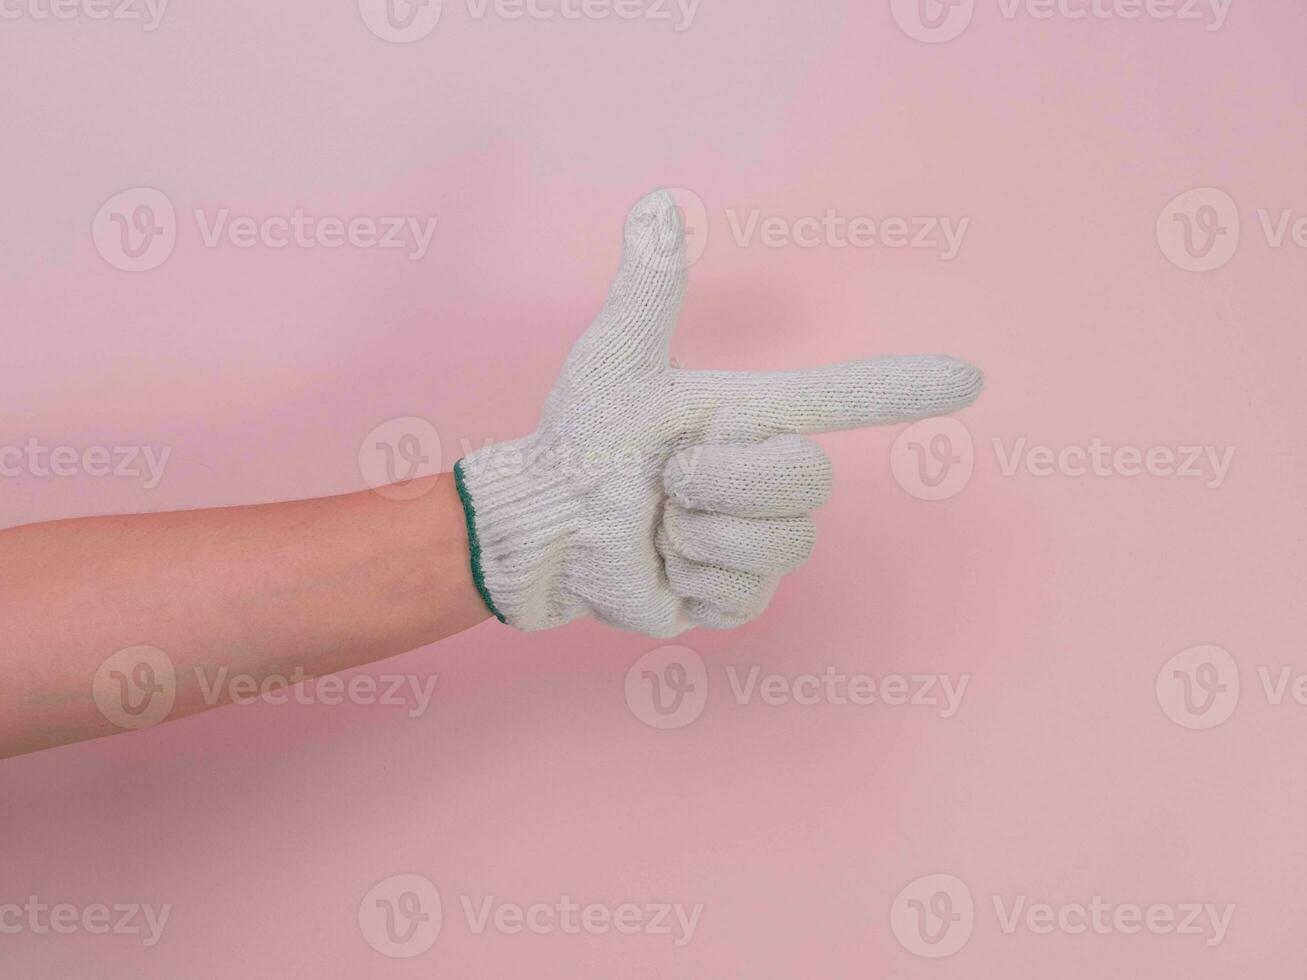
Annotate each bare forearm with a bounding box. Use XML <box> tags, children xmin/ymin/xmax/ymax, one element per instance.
<box><xmin>0</xmin><ymin>475</ymin><xmax>489</xmax><ymax>759</ymax></box>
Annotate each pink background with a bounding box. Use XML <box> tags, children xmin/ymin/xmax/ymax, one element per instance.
<box><xmin>3</xmin><ymin>0</ymin><xmax>1306</xmax><ymax>976</ymax></box>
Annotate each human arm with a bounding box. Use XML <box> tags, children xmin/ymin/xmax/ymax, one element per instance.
<box><xmin>0</xmin><ymin>474</ymin><xmax>488</xmax><ymax>759</ymax></box>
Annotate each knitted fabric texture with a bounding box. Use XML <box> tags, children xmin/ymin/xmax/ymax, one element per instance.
<box><xmin>457</xmin><ymin>190</ymin><xmax>984</xmax><ymax>637</ymax></box>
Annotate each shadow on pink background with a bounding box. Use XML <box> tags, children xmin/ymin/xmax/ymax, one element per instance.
<box><xmin>2</xmin><ymin>0</ymin><xmax>1305</xmax><ymax>976</ymax></box>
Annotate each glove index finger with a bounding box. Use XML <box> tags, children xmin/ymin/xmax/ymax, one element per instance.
<box><xmin>727</xmin><ymin>354</ymin><xmax>984</xmax><ymax>436</ymax></box>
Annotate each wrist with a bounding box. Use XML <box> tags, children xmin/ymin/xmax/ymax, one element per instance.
<box><xmin>454</xmin><ymin>438</ymin><xmax>584</xmax><ymax>631</ymax></box>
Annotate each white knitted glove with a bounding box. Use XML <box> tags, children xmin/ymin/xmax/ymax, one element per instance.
<box><xmin>454</xmin><ymin>190</ymin><xmax>983</xmax><ymax>638</ymax></box>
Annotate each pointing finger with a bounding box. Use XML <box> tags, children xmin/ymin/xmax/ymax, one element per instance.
<box><xmin>680</xmin><ymin>354</ymin><xmax>984</xmax><ymax>437</ymax></box>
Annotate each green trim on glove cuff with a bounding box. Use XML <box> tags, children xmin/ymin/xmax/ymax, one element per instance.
<box><xmin>453</xmin><ymin>459</ymin><xmax>507</xmax><ymax>624</ymax></box>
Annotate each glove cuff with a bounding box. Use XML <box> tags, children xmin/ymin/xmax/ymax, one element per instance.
<box><xmin>453</xmin><ymin>438</ymin><xmax>583</xmax><ymax>631</ymax></box>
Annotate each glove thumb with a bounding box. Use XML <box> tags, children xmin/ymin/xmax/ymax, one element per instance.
<box><xmin>572</xmin><ymin>189</ymin><xmax>688</xmax><ymax>375</ymax></box>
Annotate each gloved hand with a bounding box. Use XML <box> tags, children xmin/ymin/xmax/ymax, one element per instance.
<box><xmin>454</xmin><ymin>190</ymin><xmax>983</xmax><ymax>637</ymax></box>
